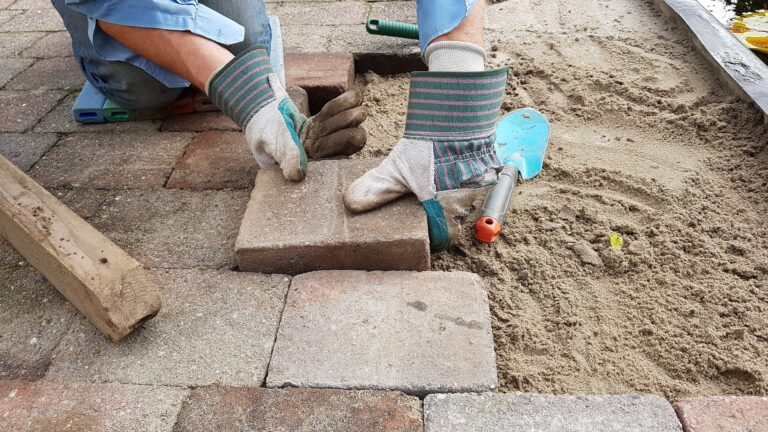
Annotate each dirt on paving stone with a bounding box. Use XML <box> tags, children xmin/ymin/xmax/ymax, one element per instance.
<box><xmin>354</xmin><ymin>4</ymin><xmax>768</xmax><ymax>401</ymax></box>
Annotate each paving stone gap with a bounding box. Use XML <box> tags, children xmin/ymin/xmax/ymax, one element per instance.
<box><xmin>423</xmin><ymin>393</ymin><xmax>684</xmax><ymax>432</ymax></box>
<box><xmin>174</xmin><ymin>387</ymin><xmax>423</xmax><ymax>432</ymax></box>
<box><xmin>236</xmin><ymin>159</ymin><xmax>430</xmax><ymax>274</ymax></box>
<box><xmin>267</xmin><ymin>270</ymin><xmax>498</xmax><ymax>395</ymax></box>
<box><xmin>45</xmin><ymin>270</ymin><xmax>289</xmax><ymax>387</ymax></box>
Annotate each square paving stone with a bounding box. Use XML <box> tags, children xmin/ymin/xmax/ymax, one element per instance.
<box><xmin>46</xmin><ymin>270</ymin><xmax>289</xmax><ymax>387</ymax></box>
<box><xmin>5</xmin><ymin>57</ymin><xmax>82</xmax><ymax>90</ymax></box>
<box><xmin>21</xmin><ymin>31</ymin><xmax>72</xmax><ymax>58</ymax></box>
<box><xmin>273</xmin><ymin>1</ymin><xmax>366</xmax><ymax>26</ymax></box>
<box><xmin>0</xmin><ymin>90</ymin><xmax>64</xmax><ymax>132</ymax></box>
<box><xmin>29</xmin><ymin>131</ymin><xmax>193</xmax><ymax>189</ymax></box>
<box><xmin>266</xmin><ymin>270</ymin><xmax>497</xmax><ymax>395</ymax></box>
<box><xmin>423</xmin><ymin>393</ymin><xmax>683</xmax><ymax>432</ymax></box>
<box><xmin>0</xmin><ymin>267</ymin><xmax>78</xmax><ymax>379</ymax></box>
<box><xmin>674</xmin><ymin>396</ymin><xmax>768</xmax><ymax>432</ymax></box>
<box><xmin>0</xmin><ymin>132</ymin><xmax>57</xmax><ymax>171</ymax></box>
<box><xmin>175</xmin><ymin>387</ymin><xmax>423</xmax><ymax>432</ymax></box>
<box><xmin>166</xmin><ymin>131</ymin><xmax>257</xmax><ymax>190</ymax></box>
<box><xmin>34</xmin><ymin>93</ymin><xmax>161</xmax><ymax>133</ymax></box>
<box><xmin>0</xmin><ymin>58</ymin><xmax>33</xmax><ymax>87</ymax></box>
<box><xmin>236</xmin><ymin>159</ymin><xmax>430</xmax><ymax>274</ymax></box>
<box><xmin>91</xmin><ymin>189</ymin><xmax>249</xmax><ymax>269</ymax></box>
<box><xmin>0</xmin><ymin>380</ymin><xmax>188</xmax><ymax>432</ymax></box>
<box><xmin>0</xmin><ymin>7</ymin><xmax>64</xmax><ymax>31</ymax></box>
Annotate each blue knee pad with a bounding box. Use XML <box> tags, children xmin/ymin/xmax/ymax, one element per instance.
<box><xmin>416</xmin><ymin>0</ymin><xmax>477</xmax><ymax>54</ymax></box>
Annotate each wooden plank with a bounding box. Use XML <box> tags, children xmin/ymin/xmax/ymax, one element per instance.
<box><xmin>653</xmin><ymin>0</ymin><xmax>768</xmax><ymax>122</ymax></box>
<box><xmin>0</xmin><ymin>155</ymin><xmax>161</xmax><ymax>342</ymax></box>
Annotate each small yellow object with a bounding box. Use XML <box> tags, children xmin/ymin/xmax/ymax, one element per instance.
<box><xmin>730</xmin><ymin>10</ymin><xmax>768</xmax><ymax>54</ymax></box>
<box><xmin>609</xmin><ymin>232</ymin><xmax>623</xmax><ymax>250</ymax></box>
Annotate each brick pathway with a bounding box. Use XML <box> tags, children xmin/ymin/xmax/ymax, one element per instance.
<box><xmin>0</xmin><ymin>0</ymin><xmax>753</xmax><ymax>430</ymax></box>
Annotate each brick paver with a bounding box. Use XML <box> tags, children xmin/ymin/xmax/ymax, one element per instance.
<box><xmin>90</xmin><ymin>189</ymin><xmax>249</xmax><ymax>269</ymax></box>
<box><xmin>0</xmin><ymin>90</ymin><xmax>63</xmax><ymax>132</ymax></box>
<box><xmin>267</xmin><ymin>270</ymin><xmax>498</xmax><ymax>395</ymax></box>
<box><xmin>674</xmin><ymin>396</ymin><xmax>768</xmax><ymax>432</ymax></box>
<box><xmin>0</xmin><ymin>380</ymin><xmax>188</xmax><ymax>432</ymax></box>
<box><xmin>0</xmin><ymin>267</ymin><xmax>77</xmax><ymax>379</ymax></box>
<box><xmin>46</xmin><ymin>269</ymin><xmax>289</xmax><ymax>387</ymax></box>
<box><xmin>160</xmin><ymin>111</ymin><xmax>239</xmax><ymax>132</ymax></box>
<box><xmin>30</xmin><ymin>131</ymin><xmax>193</xmax><ymax>189</ymax></box>
<box><xmin>166</xmin><ymin>131</ymin><xmax>256</xmax><ymax>190</ymax></box>
<box><xmin>5</xmin><ymin>57</ymin><xmax>82</xmax><ymax>90</ymax></box>
<box><xmin>21</xmin><ymin>31</ymin><xmax>72</xmax><ymax>58</ymax></box>
<box><xmin>175</xmin><ymin>387</ymin><xmax>423</xmax><ymax>432</ymax></box>
<box><xmin>286</xmin><ymin>52</ymin><xmax>355</xmax><ymax>113</ymax></box>
<box><xmin>0</xmin><ymin>132</ymin><xmax>57</xmax><ymax>171</ymax></box>
<box><xmin>34</xmin><ymin>93</ymin><xmax>161</xmax><ymax>133</ymax></box>
<box><xmin>236</xmin><ymin>159</ymin><xmax>430</xmax><ymax>274</ymax></box>
<box><xmin>0</xmin><ymin>58</ymin><xmax>32</xmax><ymax>87</ymax></box>
<box><xmin>423</xmin><ymin>393</ymin><xmax>683</xmax><ymax>432</ymax></box>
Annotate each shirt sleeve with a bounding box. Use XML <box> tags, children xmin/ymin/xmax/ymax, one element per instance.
<box><xmin>64</xmin><ymin>0</ymin><xmax>246</xmax><ymax>88</ymax></box>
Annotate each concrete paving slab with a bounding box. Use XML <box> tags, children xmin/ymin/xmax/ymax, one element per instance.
<box><xmin>46</xmin><ymin>270</ymin><xmax>289</xmax><ymax>387</ymax></box>
<box><xmin>674</xmin><ymin>396</ymin><xmax>768</xmax><ymax>432</ymax></box>
<box><xmin>0</xmin><ymin>7</ymin><xmax>64</xmax><ymax>32</ymax></box>
<box><xmin>0</xmin><ymin>380</ymin><xmax>188</xmax><ymax>432</ymax></box>
<box><xmin>0</xmin><ymin>58</ymin><xmax>33</xmax><ymax>87</ymax></box>
<box><xmin>8</xmin><ymin>0</ymin><xmax>52</xmax><ymax>9</ymax></box>
<box><xmin>236</xmin><ymin>159</ymin><xmax>430</xmax><ymax>274</ymax></box>
<box><xmin>166</xmin><ymin>131</ymin><xmax>257</xmax><ymax>190</ymax></box>
<box><xmin>0</xmin><ymin>267</ymin><xmax>77</xmax><ymax>379</ymax></box>
<box><xmin>0</xmin><ymin>90</ymin><xmax>64</xmax><ymax>132</ymax></box>
<box><xmin>29</xmin><ymin>131</ymin><xmax>193</xmax><ymax>189</ymax></box>
<box><xmin>34</xmin><ymin>93</ymin><xmax>161</xmax><ymax>133</ymax></box>
<box><xmin>286</xmin><ymin>52</ymin><xmax>355</xmax><ymax>114</ymax></box>
<box><xmin>91</xmin><ymin>189</ymin><xmax>249</xmax><ymax>269</ymax></box>
<box><xmin>21</xmin><ymin>31</ymin><xmax>72</xmax><ymax>58</ymax></box>
<box><xmin>175</xmin><ymin>387</ymin><xmax>423</xmax><ymax>432</ymax></box>
<box><xmin>160</xmin><ymin>111</ymin><xmax>239</xmax><ymax>132</ymax></box>
<box><xmin>0</xmin><ymin>32</ymin><xmax>44</xmax><ymax>57</ymax></box>
<box><xmin>0</xmin><ymin>132</ymin><xmax>57</xmax><ymax>171</ymax></box>
<box><xmin>267</xmin><ymin>270</ymin><xmax>497</xmax><ymax>395</ymax></box>
<box><xmin>5</xmin><ymin>57</ymin><xmax>82</xmax><ymax>90</ymax></box>
<box><xmin>423</xmin><ymin>393</ymin><xmax>683</xmax><ymax>432</ymax></box>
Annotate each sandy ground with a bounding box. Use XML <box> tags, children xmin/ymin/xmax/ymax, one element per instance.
<box><xmin>355</xmin><ymin>2</ymin><xmax>768</xmax><ymax>400</ymax></box>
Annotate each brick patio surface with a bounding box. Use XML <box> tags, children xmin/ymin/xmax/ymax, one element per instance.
<box><xmin>0</xmin><ymin>0</ymin><xmax>747</xmax><ymax>430</ymax></box>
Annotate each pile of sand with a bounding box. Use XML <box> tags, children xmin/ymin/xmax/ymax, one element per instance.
<box><xmin>355</xmin><ymin>11</ymin><xmax>767</xmax><ymax>400</ymax></box>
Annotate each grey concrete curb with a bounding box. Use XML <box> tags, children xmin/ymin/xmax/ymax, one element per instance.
<box><xmin>653</xmin><ymin>0</ymin><xmax>768</xmax><ymax>122</ymax></box>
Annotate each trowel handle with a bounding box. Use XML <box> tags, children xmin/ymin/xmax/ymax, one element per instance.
<box><xmin>475</xmin><ymin>165</ymin><xmax>518</xmax><ymax>244</ymax></box>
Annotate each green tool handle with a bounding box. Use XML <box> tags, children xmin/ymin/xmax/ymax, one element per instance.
<box><xmin>366</xmin><ymin>19</ymin><xmax>419</xmax><ymax>40</ymax></box>
<box><xmin>481</xmin><ymin>165</ymin><xmax>518</xmax><ymax>225</ymax></box>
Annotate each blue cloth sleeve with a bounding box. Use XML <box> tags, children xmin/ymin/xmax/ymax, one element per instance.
<box><xmin>416</xmin><ymin>0</ymin><xmax>477</xmax><ymax>54</ymax></box>
<box><xmin>64</xmin><ymin>0</ymin><xmax>246</xmax><ymax>88</ymax></box>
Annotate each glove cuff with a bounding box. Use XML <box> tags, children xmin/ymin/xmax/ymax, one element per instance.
<box><xmin>208</xmin><ymin>45</ymin><xmax>276</xmax><ymax>129</ymax></box>
<box><xmin>403</xmin><ymin>67</ymin><xmax>507</xmax><ymax>140</ymax></box>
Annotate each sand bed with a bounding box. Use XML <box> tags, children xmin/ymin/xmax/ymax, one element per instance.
<box><xmin>355</xmin><ymin>3</ymin><xmax>768</xmax><ymax>400</ymax></box>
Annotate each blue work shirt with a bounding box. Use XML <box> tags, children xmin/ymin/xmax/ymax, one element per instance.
<box><xmin>64</xmin><ymin>0</ymin><xmax>245</xmax><ymax>88</ymax></box>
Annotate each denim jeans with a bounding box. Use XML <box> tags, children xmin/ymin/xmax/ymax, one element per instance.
<box><xmin>52</xmin><ymin>0</ymin><xmax>271</xmax><ymax>110</ymax></box>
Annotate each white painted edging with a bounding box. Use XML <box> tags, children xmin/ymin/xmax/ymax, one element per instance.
<box><xmin>654</xmin><ymin>0</ymin><xmax>768</xmax><ymax>122</ymax></box>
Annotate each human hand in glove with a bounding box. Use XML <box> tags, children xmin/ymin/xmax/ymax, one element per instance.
<box><xmin>343</xmin><ymin>68</ymin><xmax>508</xmax><ymax>252</ymax></box>
<box><xmin>207</xmin><ymin>45</ymin><xmax>366</xmax><ymax>182</ymax></box>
